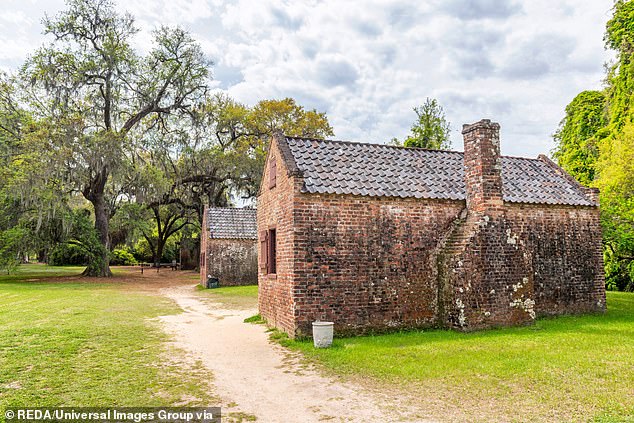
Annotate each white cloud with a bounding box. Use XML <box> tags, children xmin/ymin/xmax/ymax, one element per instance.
<box><xmin>0</xmin><ymin>0</ymin><xmax>616</xmax><ymax>157</ymax></box>
<box><xmin>124</xmin><ymin>0</ymin><xmax>215</xmax><ymax>25</ymax></box>
<box><xmin>439</xmin><ymin>0</ymin><xmax>523</xmax><ymax>21</ymax></box>
<box><xmin>0</xmin><ymin>10</ymin><xmax>34</xmax><ymax>26</ymax></box>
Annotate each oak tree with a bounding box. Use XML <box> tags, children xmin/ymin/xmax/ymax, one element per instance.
<box><xmin>21</xmin><ymin>0</ymin><xmax>210</xmax><ymax>276</ymax></box>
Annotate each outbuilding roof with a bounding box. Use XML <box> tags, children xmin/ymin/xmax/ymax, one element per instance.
<box><xmin>276</xmin><ymin>136</ymin><xmax>596</xmax><ymax>207</ymax></box>
<box><xmin>207</xmin><ymin>207</ymin><xmax>257</xmax><ymax>240</ymax></box>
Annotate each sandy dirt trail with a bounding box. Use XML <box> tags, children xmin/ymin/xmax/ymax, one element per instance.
<box><xmin>159</xmin><ymin>284</ymin><xmax>430</xmax><ymax>423</ymax></box>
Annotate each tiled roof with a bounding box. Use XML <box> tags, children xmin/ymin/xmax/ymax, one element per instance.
<box><xmin>279</xmin><ymin>136</ymin><xmax>595</xmax><ymax>207</ymax></box>
<box><xmin>207</xmin><ymin>207</ymin><xmax>257</xmax><ymax>239</ymax></box>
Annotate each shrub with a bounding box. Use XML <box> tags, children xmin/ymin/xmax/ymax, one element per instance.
<box><xmin>110</xmin><ymin>248</ymin><xmax>138</xmax><ymax>266</ymax></box>
<box><xmin>49</xmin><ymin>243</ymin><xmax>88</xmax><ymax>266</ymax></box>
<box><xmin>132</xmin><ymin>239</ymin><xmax>152</xmax><ymax>263</ymax></box>
<box><xmin>0</xmin><ymin>227</ymin><xmax>27</xmax><ymax>274</ymax></box>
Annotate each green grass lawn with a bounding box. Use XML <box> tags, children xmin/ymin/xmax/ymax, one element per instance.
<box><xmin>0</xmin><ymin>264</ymin><xmax>131</xmax><ymax>281</ymax></box>
<box><xmin>0</xmin><ymin>265</ymin><xmax>216</xmax><ymax>412</ymax></box>
<box><xmin>280</xmin><ymin>292</ymin><xmax>634</xmax><ymax>422</ymax></box>
<box><xmin>2</xmin><ymin>265</ymin><xmax>632</xmax><ymax>422</ymax></box>
<box><xmin>0</xmin><ymin>264</ymin><xmax>85</xmax><ymax>281</ymax></box>
<box><xmin>196</xmin><ymin>285</ymin><xmax>258</xmax><ymax>310</ymax></box>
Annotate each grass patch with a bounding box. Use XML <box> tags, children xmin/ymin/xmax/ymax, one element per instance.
<box><xmin>196</xmin><ymin>285</ymin><xmax>258</xmax><ymax>310</ymax></box>
<box><xmin>0</xmin><ymin>265</ymin><xmax>216</xmax><ymax>410</ymax></box>
<box><xmin>243</xmin><ymin>314</ymin><xmax>264</xmax><ymax>324</ymax></box>
<box><xmin>208</xmin><ymin>285</ymin><xmax>258</xmax><ymax>297</ymax></box>
<box><xmin>226</xmin><ymin>411</ymin><xmax>257</xmax><ymax>422</ymax></box>
<box><xmin>269</xmin><ymin>329</ymin><xmax>290</xmax><ymax>342</ymax></box>
<box><xmin>0</xmin><ymin>263</ymin><xmax>134</xmax><ymax>281</ymax></box>
<box><xmin>281</xmin><ymin>292</ymin><xmax>634</xmax><ymax>422</ymax></box>
<box><xmin>0</xmin><ymin>263</ymin><xmax>85</xmax><ymax>281</ymax></box>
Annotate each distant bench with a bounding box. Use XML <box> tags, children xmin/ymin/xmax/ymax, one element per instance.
<box><xmin>139</xmin><ymin>261</ymin><xmax>179</xmax><ymax>273</ymax></box>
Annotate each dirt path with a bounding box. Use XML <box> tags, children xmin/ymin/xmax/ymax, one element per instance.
<box><xmin>159</xmin><ymin>284</ymin><xmax>430</xmax><ymax>423</ymax></box>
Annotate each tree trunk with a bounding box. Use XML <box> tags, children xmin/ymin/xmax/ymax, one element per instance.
<box><xmin>155</xmin><ymin>238</ymin><xmax>165</xmax><ymax>268</ymax></box>
<box><xmin>37</xmin><ymin>249</ymin><xmax>47</xmax><ymax>264</ymax></box>
<box><xmin>148</xmin><ymin>204</ymin><xmax>190</xmax><ymax>268</ymax></box>
<box><xmin>82</xmin><ymin>170</ymin><xmax>112</xmax><ymax>277</ymax></box>
<box><xmin>142</xmin><ymin>234</ymin><xmax>158</xmax><ymax>267</ymax></box>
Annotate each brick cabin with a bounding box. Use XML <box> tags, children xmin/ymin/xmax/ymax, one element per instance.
<box><xmin>200</xmin><ymin>207</ymin><xmax>258</xmax><ymax>287</ymax></box>
<box><xmin>257</xmin><ymin>119</ymin><xmax>606</xmax><ymax>337</ymax></box>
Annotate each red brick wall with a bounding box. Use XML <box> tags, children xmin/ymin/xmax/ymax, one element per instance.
<box><xmin>205</xmin><ymin>238</ymin><xmax>257</xmax><ymax>286</ymax></box>
<box><xmin>200</xmin><ymin>206</ymin><xmax>208</xmax><ymax>285</ymax></box>
<box><xmin>257</xmin><ymin>137</ymin><xmax>299</xmax><ymax>335</ymax></box>
<box><xmin>463</xmin><ymin>120</ymin><xmax>504</xmax><ymax>215</ymax></box>
<box><xmin>513</xmin><ymin>204</ymin><xmax>605</xmax><ymax>316</ymax></box>
<box><xmin>441</xmin><ymin>204</ymin><xmax>605</xmax><ymax>330</ymax></box>
<box><xmin>290</xmin><ymin>194</ymin><xmax>464</xmax><ymax>336</ymax></box>
<box><xmin>257</xmin><ymin>132</ymin><xmax>605</xmax><ymax>337</ymax></box>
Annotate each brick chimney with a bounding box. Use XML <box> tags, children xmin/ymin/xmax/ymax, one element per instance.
<box><xmin>462</xmin><ymin>119</ymin><xmax>504</xmax><ymax>215</ymax></box>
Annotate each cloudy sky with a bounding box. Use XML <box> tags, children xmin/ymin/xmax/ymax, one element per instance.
<box><xmin>0</xmin><ymin>0</ymin><xmax>616</xmax><ymax>157</ymax></box>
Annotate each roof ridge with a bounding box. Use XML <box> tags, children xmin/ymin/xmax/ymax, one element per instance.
<box><xmin>285</xmin><ymin>135</ymin><xmax>547</xmax><ymax>162</ymax></box>
<box><xmin>501</xmin><ymin>154</ymin><xmax>542</xmax><ymax>161</ymax></box>
<box><xmin>284</xmin><ymin>135</ymin><xmax>462</xmax><ymax>155</ymax></box>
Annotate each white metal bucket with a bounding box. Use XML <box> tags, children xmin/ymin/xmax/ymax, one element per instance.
<box><xmin>312</xmin><ymin>321</ymin><xmax>334</xmax><ymax>348</ymax></box>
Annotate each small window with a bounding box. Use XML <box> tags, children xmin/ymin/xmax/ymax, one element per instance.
<box><xmin>269</xmin><ymin>159</ymin><xmax>277</xmax><ymax>189</ymax></box>
<box><xmin>259</xmin><ymin>230</ymin><xmax>268</xmax><ymax>271</ymax></box>
<box><xmin>267</xmin><ymin>229</ymin><xmax>276</xmax><ymax>275</ymax></box>
<box><xmin>260</xmin><ymin>228</ymin><xmax>277</xmax><ymax>275</ymax></box>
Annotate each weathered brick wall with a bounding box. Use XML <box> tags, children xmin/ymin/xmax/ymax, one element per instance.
<box><xmin>257</xmin><ymin>136</ymin><xmax>298</xmax><ymax>335</ymax></box>
<box><xmin>200</xmin><ymin>206</ymin><xmax>209</xmax><ymax>285</ymax></box>
<box><xmin>463</xmin><ymin>120</ymin><xmax>504</xmax><ymax>215</ymax></box>
<box><xmin>442</xmin><ymin>204</ymin><xmax>605</xmax><ymax>330</ymax></box>
<box><xmin>439</xmin><ymin>120</ymin><xmax>606</xmax><ymax>330</ymax></box>
<box><xmin>291</xmin><ymin>193</ymin><xmax>464</xmax><ymax>336</ymax></box>
<box><xmin>257</xmin><ymin>125</ymin><xmax>605</xmax><ymax>337</ymax></box>
<box><xmin>204</xmin><ymin>238</ymin><xmax>257</xmax><ymax>286</ymax></box>
<box><xmin>514</xmin><ymin>204</ymin><xmax>605</xmax><ymax>316</ymax></box>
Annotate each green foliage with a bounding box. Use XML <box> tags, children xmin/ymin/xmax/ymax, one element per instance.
<box><xmin>110</xmin><ymin>248</ymin><xmax>137</xmax><ymax>266</ymax></box>
<box><xmin>247</xmin><ymin>97</ymin><xmax>333</xmax><ymax>139</ymax></box>
<box><xmin>109</xmin><ymin>202</ymin><xmax>152</xmax><ymax>249</ymax></box>
<box><xmin>132</xmin><ymin>237</ymin><xmax>177</xmax><ymax>263</ymax></box>
<box><xmin>243</xmin><ymin>314</ymin><xmax>265</xmax><ymax>324</ymax></box>
<box><xmin>68</xmin><ymin>209</ymin><xmax>109</xmax><ymax>275</ymax></box>
<box><xmin>0</xmin><ymin>72</ymin><xmax>28</xmax><ymax>169</ymax></box>
<box><xmin>552</xmin><ymin>91</ymin><xmax>607</xmax><ymax>185</ymax></box>
<box><xmin>49</xmin><ymin>243</ymin><xmax>88</xmax><ymax>266</ymax></box>
<box><xmin>402</xmin><ymin>98</ymin><xmax>451</xmax><ymax>150</ymax></box>
<box><xmin>552</xmin><ymin>1</ymin><xmax>634</xmax><ymax>290</ymax></box>
<box><xmin>132</xmin><ymin>238</ymin><xmax>153</xmax><ymax>263</ymax></box>
<box><xmin>604</xmin><ymin>248</ymin><xmax>634</xmax><ymax>291</ymax></box>
<box><xmin>0</xmin><ymin>1</ymin><xmax>334</xmax><ymax>278</ymax></box>
<box><xmin>595</xmin><ymin>121</ymin><xmax>634</xmax><ymax>291</ymax></box>
<box><xmin>26</xmin><ymin>207</ymin><xmax>107</xmax><ymax>272</ymax></box>
<box><xmin>605</xmin><ymin>0</ymin><xmax>634</xmax><ymax>51</ymax></box>
<box><xmin>0</xmin><ymin>226</ymin><xmax>27</xmax><ymax>274</ymax></box>
<box><xmin>605</xmin><ymin>0</ymin><xmax>634</xmax><ymax>130</ymax></box>
<box><xmin>16</xmin><ymin>0</ymin><xmax>210</xmax><ymax>276</ymax></box>
<box><xmin>188</xmin><ymin>94</ymin><xmax>334</xmax><ymax>206</ymax></box>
